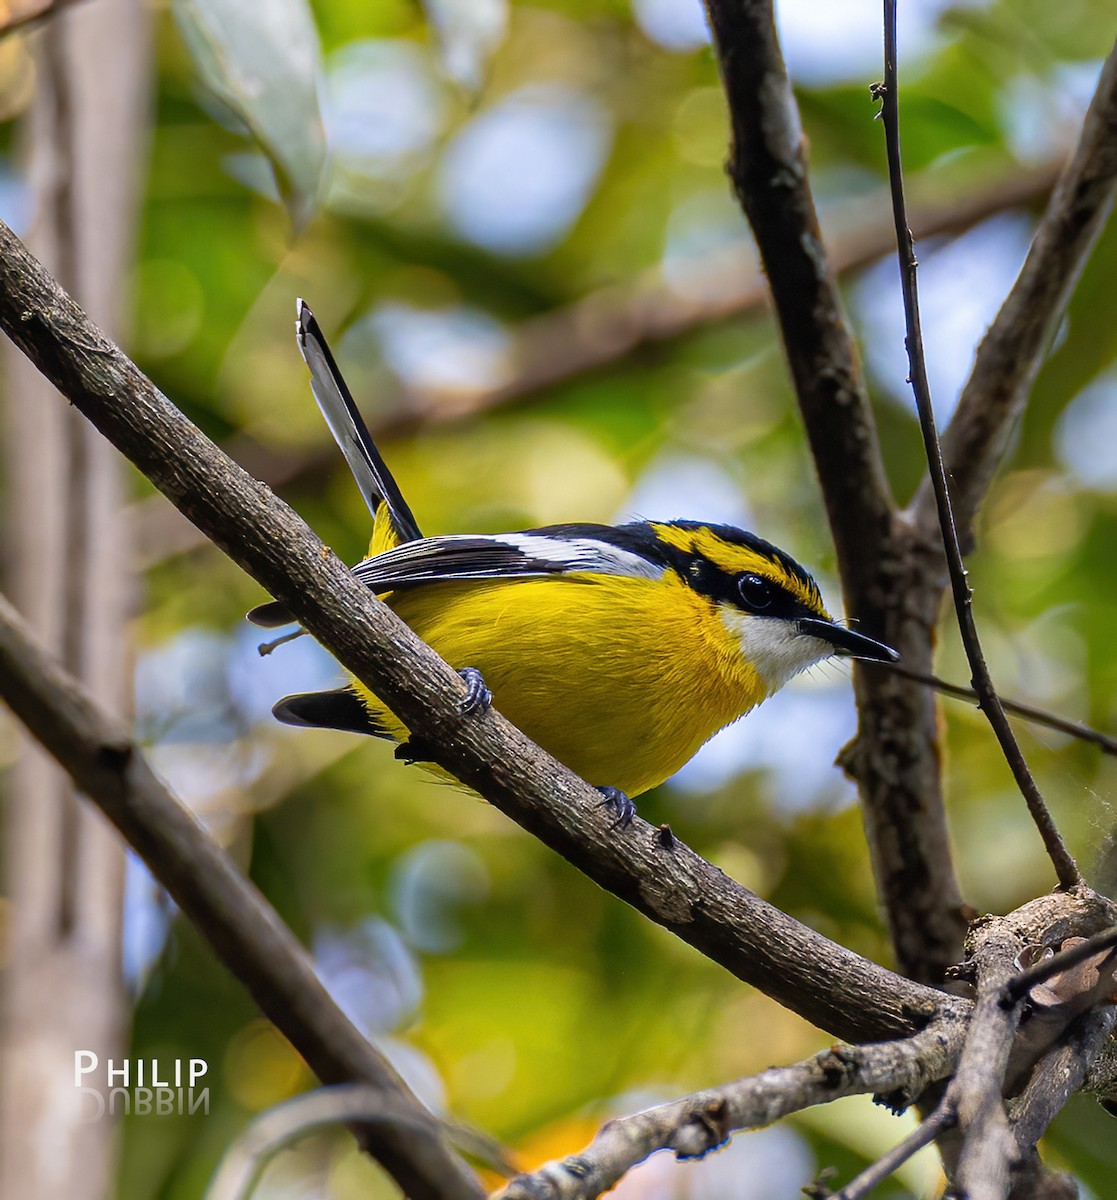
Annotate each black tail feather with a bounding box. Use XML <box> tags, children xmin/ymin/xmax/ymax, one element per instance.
<box><xmin>248</xmin><ymin>600</ymin><xmax>295</xmax><ymax>628</ymax></box>
<box><xmin>297</xmin><ymin>300</ymin><xmax>423</xmax><ymax>543</ymax></box>
<box><xmin>272</xmin><ymin>687</ymin><xmax>388</xmax><ymax>737</ymax></box>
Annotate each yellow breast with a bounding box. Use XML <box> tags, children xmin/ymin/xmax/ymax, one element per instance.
<box><xmin>351</xmin><ymin>572</ymin><xmax>768</xmax><ymax>797</ymax></box>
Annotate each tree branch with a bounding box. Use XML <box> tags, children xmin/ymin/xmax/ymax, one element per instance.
<box><xmin>424</xmin><ymin>162</ymin><xmax>1059</xmax><ymax>429</ymax></box>
<box><xmin>0</xmin><ymin>592</ymin><xmax>483</xmax><ymax>1200</ymax></box>
<box><xmin>950</xmin><ymin>952</ymin><xmax>1031</xmax><ymax>1198</ymax></box>
<box><xmin>334</xmin><ymin>163</ymin><xmax>1065</xmax><ymax>447</ymax></box>
<box><xmin>486</xmin><ymin>890</ymin><xmax>1117</xmax><ymax>1200</ymax></box>
<box><xmin>128</xmin><ymin>159</ymin><xmax>1065</xmax><ymax>574</ymax></box>
<box><xmin>1004</xmin><ymin>926</ymin><xmax>1117</xmax><ymax>1004</ymax></box>
<box><xmin>702</xmin><ymin>0</ymin><xmax>893</xmax><ymax>605</ymax></box>
<box><xmin>941</xmin><ymin>891</ymin><xmax>1117</xmax><ymax>1196</ymax></box>
<box><xmin>0</xmin><ymin>219</ymin><xmax>956</xmax><ymax>1045</ymax></box>
<box><xmin>913</xmin><ymin>39</ymin><xmax>1117</xmax><ymax>543</ymax></box>
<box><xmin>1009</xmin><ymin>1006</ymin><xmax>1117</xmax><ymax>1152</ymax></box>
<box><xmin>496</xmin><ymin>1023</ymin><xmax>965</xmax><ymax>1200</ymax></box>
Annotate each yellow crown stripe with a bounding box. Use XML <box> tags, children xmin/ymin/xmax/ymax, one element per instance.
<box><xmin>650</xmin><ymin>522</ymin><xmax>827</xmax><ymax>615</ymax></box>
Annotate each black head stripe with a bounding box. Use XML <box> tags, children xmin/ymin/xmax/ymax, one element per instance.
<box><xmin>664</xmin><ymin>520</ymin><xmax>821</xmax><ymax>603</ymax></box>
<box><xmin>648</xmin><ymin>521</ymin><xmax>822</xmax><ymax>619</ymax></box>
<box><xmin>680</xmin><ymin>552</ymin><xmax>816</xmax><ymax>619</ymax></box>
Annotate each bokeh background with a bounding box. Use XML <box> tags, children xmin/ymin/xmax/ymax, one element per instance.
<box><xmin>2</xmin><ymin>0</ymin><xmax>1117</xmax><ymax>1196</ymax></box>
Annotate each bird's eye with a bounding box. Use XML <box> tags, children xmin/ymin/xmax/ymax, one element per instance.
<box><xmin>737</xmin><ymin>574</ymin><xmax>772</xmax><ymax>610</ymax></box>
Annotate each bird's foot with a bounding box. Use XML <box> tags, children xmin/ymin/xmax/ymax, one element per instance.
<box><xmin>458</xmin><ymin>667</ymin><xmax>492</xmax><ymax>716</ymax></box>
<box><xmin>596</xmin><ymin>786</ymin><xmax>636</xmax><ymax>829</ymax></box>
<box><xmin>397</xmin><ymin>668</ymin><xmax>489</xmax><ymax>762</ymax></box>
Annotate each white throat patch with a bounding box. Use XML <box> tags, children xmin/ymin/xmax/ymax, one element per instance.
<box><xmin>721</xmin><ymin>609</ymin><xmax>833</xmax><ymax>694</ymax></box>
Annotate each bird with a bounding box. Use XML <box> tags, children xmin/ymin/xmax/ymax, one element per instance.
<box><xmin>249</xmin><ymin>300</ymin><xmax>898</xmax><ymax>823</ymax></box>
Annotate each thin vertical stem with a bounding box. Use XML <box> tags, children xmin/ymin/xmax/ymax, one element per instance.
<box><xmin>877</xmin><ymin>0</ymin><xmax>1080</xmax><ymax>889</ymax></box>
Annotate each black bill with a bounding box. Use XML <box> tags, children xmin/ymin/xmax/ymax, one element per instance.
<box><xmin>798</xmin><ymin>617</ymin><xmax>899</xmax><ymax>663</ymax></box>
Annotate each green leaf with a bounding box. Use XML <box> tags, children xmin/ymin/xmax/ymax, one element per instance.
<box><xmin>172</xmin><ymin>0</ymin><xmax>326</xmax><ymax>229</ymax></box>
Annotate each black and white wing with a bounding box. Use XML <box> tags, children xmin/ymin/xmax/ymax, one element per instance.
<box><xmin>349</xmin><ymin>525</ymin><xmax>667</xmax><ymax>592</ymax></box>
<box><xmin>296</xmin><ymin>299</ymin><xmax>422</xmax><ymax>544</ymax></box>
<box><xmin>248</xmin><ymin>525</ymin><xmax>662</xmax><ymax>628</ymax></box>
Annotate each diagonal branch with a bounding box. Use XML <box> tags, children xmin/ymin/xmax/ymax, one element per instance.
<box><xmin>827</xmin><ymin>892</ymin><xmax>1117</xmax><ymax>1200</ymax></box>
<box><xmin>914</xmin><ymin>39</ymin><xmax>1117</xmax><ymax>542</ymax></box>
<box><xmin>944</xmin><ymin>890</ymin><xmax>1116</xmax><ymax>1195</ymax></box>
<box><xmin>0</xmin><ymin>218</ymin><xmax>958</xmax><ymax>1046</ymax></box>
<box><xmin>490</xmin><ymin>889</ymin><xmax>1117</xmax><ymax>1200</ymax></box>
<box><xmin>832</xmin><ymin>1103</ymin><xmax>955</xmax><ymax>1200</ymax></box>
<box><xmin>1004</xmin><ymin>925</ymin><xmax>1117</xmax><ymax>1003</ymax></box>
<box><xmin>495</xmin><ymin>1023</ymin><xmax>965</xmax><ymax>1200</ymax></box>
<box><xmin>1009</xmin><ymin>1006</ymin><xmax>1117</xmax><ymax>1152</ymax></box>
<box><xmin>881</xmin><ymin>663</ymin><xmax>1117</xmax><ymax>755</ymax></box>
<box><xmin>0</xmin><ymin>593</ymin><xmax>482</xmax><ymax>1200</ymax></box>
<box><xmin>399</xmin><ymin>162</ymin><xmax>1061</xmax><ymax>437</ymax></box>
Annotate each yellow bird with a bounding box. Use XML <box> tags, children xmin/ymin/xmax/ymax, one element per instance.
<box><xmin>250</xmin><ymin>302</ymin><xmax>897</xmax><ymax>822</ymax></box>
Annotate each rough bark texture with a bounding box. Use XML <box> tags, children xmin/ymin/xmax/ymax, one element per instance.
<box><xmin>702</xmin><ymin>8</ymin><xmax>1117</xmax><ymax>986</ymax></box>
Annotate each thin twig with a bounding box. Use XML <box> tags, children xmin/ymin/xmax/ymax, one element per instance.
<box><xmin>880</xmin><ymin>663</ymin><xmax>1117</xmax><ymax>755</ymax></box>
<box><xmin>877</xmin><ymin>0</ymin><xmax>1080</xmax><ymax>890</ymax></box>
<box><xmin>705</xmin><ymin>0</ymin><xmax>970</xmax><ymax>987</ymax></box>
<box><xmin>831</xmin><ymin>1102</ymin><xmax>954</xmax><ymax>1200</ymax></box>
<box><xmin>204</xmin><ymin>1084</ymin><xmax>514</xmax><ymax>1200</ymax></box>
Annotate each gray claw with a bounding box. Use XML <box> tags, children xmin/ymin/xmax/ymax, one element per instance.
<box><xmin>596</xmin><ymin>786</ymin><xmax>636</xmax><ymax>829</ymax></box>
<box><xmin>458</xmin><ymin>667</ymin><xmax>492</xmax><ymax>716</ymax></box>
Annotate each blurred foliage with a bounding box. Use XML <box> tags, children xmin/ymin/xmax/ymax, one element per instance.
<box><xmin>3</xmin><ymin>0</ymin><xmax>1117</xmax><ymax>1196</ymax></box>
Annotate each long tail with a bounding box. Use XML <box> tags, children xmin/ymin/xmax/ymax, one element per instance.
<box><xmin>247</xmin><ymin>301</ymin><xmax>423</xmax><ymax>631</ymax></box>
<box><xmin>296</xmin><ymin>298</ymin><xmax>422</xmax><ymax>543</ymax></box>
